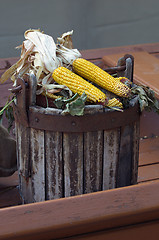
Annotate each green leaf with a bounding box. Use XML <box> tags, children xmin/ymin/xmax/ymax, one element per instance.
<box><xmin>54</xmin><ymin>92</ymin><xmax>87</xmax><ymax>116</ymax></box>
<box><xmin>0</xmin><ymin>97</ymin><xmax>16</xmax><ymax>116</ymax></box>
<box><xmin>62</xmin><ymin>93</ymin><xmax>87</xmax><ymax>116</ymax></box>
<box><xmin>54</xmin><ymin>93</ymin><xmax>78</xmax><ymax>109</ymax></box>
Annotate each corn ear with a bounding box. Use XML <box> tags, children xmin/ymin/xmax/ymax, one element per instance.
<box><xmin>73</xmin><ymin>58</ymin><xmax>131</xmax><ymax>98</ymax></box>
<box><xmin>107</xmin><ymin>98</ymin><xmax>123</xmax><ymax>109</ymax></box>
<box><xmin>52</xmin><ymin>67</ymin><xmax>108</xmax><ymax>104</ymax></box>
<box><xmin>41</xmin><ymin>91</ymin><xmax>60</xmax><ymax>99</ymax></box>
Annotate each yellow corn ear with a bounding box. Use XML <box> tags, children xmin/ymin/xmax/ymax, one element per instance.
<box><xmin>73</xmin><ymin>58</ymin><xmax>131</xmax><ymax>98</ymax></box>
<box><xmin>41</xmin><ymin>92</ymin><xmax>60</xmax><ymax>100</ymax></box>
<box><xmin>107</xmin><ymin>98</ymin><xmax>123</xmax><ymax>109</ymax></box>
<box><xmin>52</xmin><ymin>67</ymin><xmax>108</xmax><ymax>104</ymax></box>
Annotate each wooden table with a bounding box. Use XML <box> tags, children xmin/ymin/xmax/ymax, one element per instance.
<box><xmin>0</xmin><ymin>43</ymin><xmax>159</xmax><ymax>239</ymax></box>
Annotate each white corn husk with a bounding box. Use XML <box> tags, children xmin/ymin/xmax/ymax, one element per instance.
<box><xmin>0</xmin><ymin>29</ymin><xmax>77</xmax><ymax>98</ymax></box>
<box><xmin>57</xmin><ymin>30</ymin><xmax>73</xmax><ymax>49</ymax></box>
<box><xmin>24</xmin><ymin>29</ymin><xmax>60</xmax><ymax>73</ymax></box>
<box><xmin>56</xmin><ymin>30</ymin><xmax>81</xmax><ymax>65</ymax></box>
<box><xmin>56</xmin><ymin>45</ymin><xmax>81</xmax><ymax>65</ymax></box>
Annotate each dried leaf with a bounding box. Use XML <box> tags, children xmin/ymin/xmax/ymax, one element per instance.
<box><xmin>25</xmin><ymin>29</ymin><xmax>60</xmax><ymax>72</ymax></box>
<box><xmin>56</xmin><ymin>45</ymin><xmax>81</xmax><ymax>65</ymax></box>
<box><xmin>57</xmin><ymin>30</ymin><xmax>74</xmax><ymax>49</ymax></box>
<box><xmin>131</xmin><ymin>85</ymin><xmax>159</xmax><ymax>113</ymax></box>
<box><xmin>0</xmin><ymin>60</ymin><xmax>21</xmax><ymax>83</ymax></box>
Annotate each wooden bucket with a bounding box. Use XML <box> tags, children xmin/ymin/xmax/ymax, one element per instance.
<box><xmin>13</xmin><ymin>56</ymin><xmax>140</xmax><ymax>204</ymax></box>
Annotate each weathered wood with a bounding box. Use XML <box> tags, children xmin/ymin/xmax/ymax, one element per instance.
<box><xmin>131</xmin><ymin>121</ymin><xmax>140</xmax><ymax>184</ymax></box>
<box><xmin>16</xmin><ymin>122</ymin><xmax>33</xmax><ymax>203</ymax></box>
<box><xmin>116</xmin><ymin>124</ymin><xmax>134</xmax><ymax>187</ymax></box>
<box><xmin>103</xmin><ymin>129</ymin><xmax>120</xmax><ymax>190</ymax></box>
<box><xmin>138</xmin><ymin>164</ymin><xmax>159</xmax><ymax>183</ymax></box>
<box><xmin>16</xmin><ymin>93</ymin><xmax>140</xmax><ymax>202</ymax></box>
<box><xmin>45</xmin><ymin>130</ymin><xmax>63</xmax><ymax>200</ymax></box>
<box><xmin>83</xmin><ymin>130</ymin><xmax>103</xmax><ymax>193</ymax></box>
<box><xmin>83</xmin><ymin>105</ymin><xmax>104</xmax><ymax>194</ymax></box>
<box><xmin>30</xmin><ymin>128</ymin><xmax>45</xmax><ymax>203</ymax></box>
<box><xmin>139</xmin><ymin>138</ymin><xmax>159</xmax><ymax>166</ymax></box>
<box><xmin>63</xmin><ymin>132</ymin><xmax>83</xmax><ymax>197</ymax></box>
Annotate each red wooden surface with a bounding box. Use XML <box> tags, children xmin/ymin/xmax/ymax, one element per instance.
<box><xmin>0</xmin><ymin>42</ymin><xmax>159</xmax><ymax>239</ymax></box>
<box><xmin>0</xmin><ymin>180</ymin><xmax>159</xmax><ymax>240</ymax></box>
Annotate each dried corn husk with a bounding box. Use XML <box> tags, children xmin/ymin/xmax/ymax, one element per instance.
<box><xmin>57</xmin><ymin>30</ymin><xmax>73</xmax><ymax>49</ymax></box>
<box><xmin>24</xmin><ymin>29</ymin><xmax>60</xmax><ymax>73</ymax></box>
<box><xmin>56</xmin><ymin>30</ymin><xmax>81</xmax><ymax>66</ymax></box>
<box><xmin>56</xmin><ymin>45</ymin><xmax>81</xmax><ymax>66</ymax></box>
<box><xmin>0</xmin><ymin>29</ymin><xmax>80</xmax><ymax>98</ymax></box>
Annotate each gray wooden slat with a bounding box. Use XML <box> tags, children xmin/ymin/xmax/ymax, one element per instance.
<box><xmin>131</xmin><ymin>121</ymin><xmax>140</xmax><ymax>184</ymax></box>
<box><xmin>83</xmin><ymin>105</ymin><xmax>104</xmax><ymax>194</ymax></box>
<box><xmin>83</xmin><ymin>131</ymin><xmax>103</xmax><ymax>193</ymax></box>
<box><xmin>30</xmin><ymin>128</ymin><xmax>45</xmax><ymax>202</ymax></box>
<box><xmin>63</xmin><ymin>132</ymin><xmax>83</xmax><ymax>197</ymax></box>
<box><xmin>45</xmin><ymin>131</ymin><xmax>63</xmax><ymax>200</ymax></box>
<box><xmin>15</xmin><ymin>122</ymin><xmax>33</xmax><ymax>203</ymax></box>
<box><xmin>116</xmin><ymin>124</ymin><xmax>134</xmax><ymax>188</ymax></box>
<box><xmin>103</xmin><ymin>129</ymin><xmax>120</xmax><ymax>190</ymax></box>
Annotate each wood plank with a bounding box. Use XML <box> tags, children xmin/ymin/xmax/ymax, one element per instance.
<box><xmin>0</xmin><ymin>171</ymin><xmax>21</xmax><ymax>208</ymax></box>
<box><xmin>0</xmin><ymin>187</ymin><xmax>21</xmax><ymax>208</ymax></box>
<box><xmin>102</xmin><ymin>51</ymin><xmax>159</xmax><ymax>98</ymax></box>
<box><xmin>65</xmin><ymin>220</ymin><xmax>159</xmax><ymax>240</ymax></box>
<box><xmin>0</xmin><ymin>171</ymin><xmax>18</xmax><ymax>189</ymax></box>
<box><xmin>140</xmin><ymin>110</ymin><xmax>159</xmax><ymax>138</ymax></box>
<box><xmin>16</xmin><ymin>123</ymin><xmax>33</xmax><ymax>204</ymax></box>
<box><xmin>83</xmin><ymin>105</ymin><xmax>104</xmax><ymax>194</ymax></box>
<box><xmin>116</xmin><ymin>124</ymin><xmax>134</xmax><ymax>187</ymax></box>
<box><xmin>1</xmin><ymin>180</ymin><xmax>159</xmax><ymax>239</ymax></box>
<box><xmin>103</xmin><ymin>129</ymin><xmax>120</xmax><ymax>190</ymax></box>
<box><xmin>63</xmin><ymin>132</ymin><xmax>83</xmax><ymax>197</ymax></box>
<box><xmin>131</xmin><ymin>121</ymin><xmax>140</xmax><ymax>184</ymax></box>
<box><xmin>45</xmin><ymin>131</ymin><xmax>63</xmax><ymax>200</ymax></box>
<box><xmin>138</xmin><ymin>164</ymin><xmax>159</xmax><ymax>183</ymax></box>
<box><xmin>139</xmin><ymin>138</ymin><xmax>159</xmax><ymax>166</ymax></box>
<box><xmin>84</xmin><ymin>130</ymin><xmax>103</xmax><ymax>193</ymax></box>
<box><xmin>81</xmin><ymin>42</ymin><xmax>159</xmax><ymax>60</ymax></box>
<box><xmin>30</xmin><ymin>128</ymin><xmax>45</xmax><ymax>203</ymax></box>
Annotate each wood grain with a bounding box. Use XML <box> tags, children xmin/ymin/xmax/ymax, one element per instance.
<box><xmin>63</xmin><ymin>132</ymin><xmax>83</xmax><ymax>197</ymax></box>
<box><xmin>45</xmin><ymin>131</ymin><xmax>63</xmax><ymax>200</ymax></box>
<box><xmin>83</xmin><ymin>105</ymin><xmax>104</xmax><ymax>194</ymax></box>
<box><xmin>103</xmin><ymin>129</ymin><xmax>120</xmax><ymax>190</ymax></box>
<box><xmin>1</xmin><ymin>180</ymin><xmax>159</xmax><ymax>239</ymax></box>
